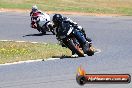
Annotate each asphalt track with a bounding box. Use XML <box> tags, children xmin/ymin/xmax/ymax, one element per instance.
<box><xmin>0</xmin><ymin>12</ymin><xmax>132</xmax><ymax>88</ymax></box>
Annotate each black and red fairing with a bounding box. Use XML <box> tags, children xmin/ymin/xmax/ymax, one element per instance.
<box><xmin>31</xmin><ymin>12</ymin><xmax>41</xmax><ymax>28</ymax></box>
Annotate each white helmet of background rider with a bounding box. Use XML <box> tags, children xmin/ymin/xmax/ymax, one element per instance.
<box><xmin>32</xmin><ymin>5</ymin><xmax>38</xmax><ymax>12</ymax></box>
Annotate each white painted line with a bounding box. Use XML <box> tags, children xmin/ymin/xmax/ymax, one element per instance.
<box><xmin>0</xmin><ymin>40</ymin><xmax>13</xmax><ymax>42</ymax></box>
<box><xmin>43</xmin><ymin>58</ymin><xmax>60</xmax><ymax>61</ymax></box>
<box><xmin>0</xmin><ymin>59</ymin><xmax>43</xmax><ymax>66</ymax></box>
<box><xmin>0</xmin><ymin>58</ymin><xmax>61</xmax><ymax>66</ymax></box>
<box><xmin>30</xmin><ymin>42</ymin><xmax>39</xmax><ymax>44</ymax></box>
<box><xmin>0</xmin><ymin>40</ymin><xmax>47</xmax><ymax>44</ymax></box>
<box><xmin>0</xmin><ymin>58</ymin><xmax>60</xmax><ymax>66</ymax></box>
<box><xmin>15</xmin><ymin>41</ymin><xmax>27</xmax><ymax>43</ymax></box>
<box><xmin>0</xmin><ymin>40</ymin><xmax>40</xmax><ymax>43</ymax></box>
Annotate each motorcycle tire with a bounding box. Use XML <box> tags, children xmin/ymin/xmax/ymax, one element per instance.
<box><xmin>41</xmin><ymin>28</ymin><xmax>46</xmax><ymax>35</ymax></box>
<box><xmin>87</xmin><ymin>44</ymin><xmax>94</xmax><ymax>56</ymax></box>
<box><xmin>87</xmin><ymin>50</ymin><xmax>94</xmax><ymax>56</ymax></box>
<box><xmin>64</xmin><ymin>39</ymin><xmax>85</xmax><ymax>57</ymax></box>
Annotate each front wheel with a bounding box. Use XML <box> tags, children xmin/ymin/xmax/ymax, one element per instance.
<box><xmin>63</xmin><ymin>39</ymin><xmax>85</xmax><ymax>57</ymax></box>
<box><xmin>87</xmin><ymin>43</ymin><xmax>95</xmax><ymax>56</ymax></box>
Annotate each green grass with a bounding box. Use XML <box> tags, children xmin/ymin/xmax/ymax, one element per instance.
<box><xmin>0</xmin><ymin>0</ymin><xmax>132</xmax><ymax>15</ymax></box>
<box><xmin>0</xmin><ymin>41</ymin><xmax>71</xmax><ymax>64</ymax></box>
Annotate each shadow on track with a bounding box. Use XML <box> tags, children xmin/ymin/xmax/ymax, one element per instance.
<box><xmin>52</xmin><ymin>55</ymin><xmax>78</xmax><ymax>59</ymax></box>
<box><xmin>22</xmin><ymin>33</ymin><xmax>53</xmax><ymax>37</ymax></box>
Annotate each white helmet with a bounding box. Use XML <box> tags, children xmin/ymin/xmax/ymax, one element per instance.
<box><xmin>32</xmin><ymin>5</ymin><xmax>38</xmax><ymax>12</ymax></box>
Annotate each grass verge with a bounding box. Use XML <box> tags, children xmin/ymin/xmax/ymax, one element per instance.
<box><xmin>0</xmin><ymin>41</ymin><xmax>71</xmax><ymax>64</ymax></box>
<box><xmin>0</xmin><ymin>0</ymin><xmax>132</xmax><ymax>15</ymax></box>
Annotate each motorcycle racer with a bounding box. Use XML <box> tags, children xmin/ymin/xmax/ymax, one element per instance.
<box><xmin>53</xmin><ymin>14</ymin><xmax>92</xmax><ymax>42</ymax></box>
<box><xmin>30</xmin><ymin>5</ymin><xmax>55</xmax><ymax>35</ymax></box>
<box><xmin>52</xmin><ymin>14</ymin><xmax>94</xmax><ymax>56</ymax></box>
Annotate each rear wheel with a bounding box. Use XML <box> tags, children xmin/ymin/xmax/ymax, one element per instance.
<box><xmin>63</xmin><ymin>39</ymin><xmax>85</xmax><ymax>57</ymax></box>
<box><xmin>40</xmin><ymin>28</ymin><xmax>46</xmax><ymax>35</ymax></box>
